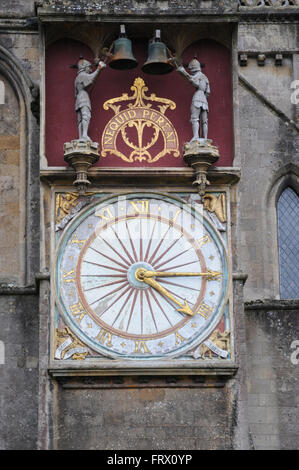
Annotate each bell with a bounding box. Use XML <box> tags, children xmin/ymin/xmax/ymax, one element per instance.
<box><xmin>142</xmin><ymin>30</ymin><xmax>174</xmax><ymax>75</ymax></box>
<box><xmin>109</xmin><ymin>25</ymin><xmax>138</xmax><ymax>70</ymax></box>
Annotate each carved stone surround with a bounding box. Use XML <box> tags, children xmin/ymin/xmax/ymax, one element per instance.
<box><xmin>238</xmin><ymin>0</ymin><xmax>298</xmax><ymax>7</ymax></box>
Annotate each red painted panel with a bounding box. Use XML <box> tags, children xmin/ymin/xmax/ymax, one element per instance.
<box><xmin>45</xmin><ymin>38</ymin><xmax>234</xmax><ymax>167</ymax></box>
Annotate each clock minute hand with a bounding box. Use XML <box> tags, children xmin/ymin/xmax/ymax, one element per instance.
<box><xmin>141</xmin><ymin>276</ymin><xmax>194</xmax><ymax>317</ymax></box>
<box><xmin>144</xmin><ymin>270</ymin><xmax>222</xmax><ymax>280</ymax></box>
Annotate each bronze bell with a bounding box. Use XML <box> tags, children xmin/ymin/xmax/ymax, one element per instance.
<box><xmin>142</xmin><ymin>30</ymin><xmax>174</xmax><ymax>75</ymax></box>
<box><xmin>109</xmin><ymin>25</ymin><xmax>138</xmax><ymax>70</ymax></box>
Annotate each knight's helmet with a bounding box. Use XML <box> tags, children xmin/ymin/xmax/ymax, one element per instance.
<box><xmin>77</xmin><ymin>57</ymin><xmax>92</xmax><ymax>73</ymax></box>
<box><xmin>188</xmin><ymin>57</ymin><xmax>202</xmax><ymax>73</ymax></box>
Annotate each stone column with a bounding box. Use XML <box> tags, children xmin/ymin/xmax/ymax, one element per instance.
<box><xmin>37</xmin><ymin>272</ymin><xmax>52</xmax><ymax>450</ymax></box>
<box><xmin>231</xmin><ymin>272</ymin><xmax>253</xmax><ymax>450</ymax></box>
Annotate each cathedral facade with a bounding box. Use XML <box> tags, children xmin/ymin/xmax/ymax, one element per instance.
<box><xmin>0</xmin><ymin>0</ymin><xmax>298</xmax><ymax>450</ymax></box>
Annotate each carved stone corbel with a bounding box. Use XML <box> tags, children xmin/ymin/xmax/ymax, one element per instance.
<box><xmin>64</xmin><ymin>139</ymin><xmax>99</xmax><ymax>194</ymax></box>
<box><xmin>182</xmin><ymin>139</ymin><xmax>220</xmax><ymax>197</ymax></box>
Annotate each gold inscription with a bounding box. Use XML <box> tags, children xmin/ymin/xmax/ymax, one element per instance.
<box><xmin>102</xmin><ymin>77</ymin><xmax>179</xmax><ymax>164</ymax></box>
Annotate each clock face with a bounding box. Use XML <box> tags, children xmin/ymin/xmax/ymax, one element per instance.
<box><xmin>55</xmin><ymin>192</ymin><xmax>229</xmax><ymax>359</ymax></box>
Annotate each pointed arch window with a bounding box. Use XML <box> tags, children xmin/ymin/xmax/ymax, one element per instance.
<box><xmin>277</xmin><ymin>187</ymin><xmax>299</xmax><ymax>299</ymax></box>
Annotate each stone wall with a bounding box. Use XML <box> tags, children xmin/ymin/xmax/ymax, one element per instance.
<box><xmin>236</xmin><ymin>22</ymin><xmax>299</xmax><ymax>301</ymax></box>
<box><xmin>0</xmin><ymin>294</ymin><xmax>39</xmax><ymax>450</ymax></box>
<box><xmin>56</xmin><ymin>385</ymin><xmax>235</xmax><ymax>450</ymax></box>
<box><xmin>245</xmin><ymin>302</ymin><xmax>299</xmax><ymax>450</ymax></box>
<box><xmin>0</xmin><ymin>1</ymin><xmax>35</xmax><ymax>17</ymax></box>
<box><xmin>0</xmin><ymin>0</ymin><xmax>298</xmax><ymax>451</ymax></box>
<box><xmin>0</xmin><ymin>0</ymin><xmax>40</xmax><ymax>451</ymax></box>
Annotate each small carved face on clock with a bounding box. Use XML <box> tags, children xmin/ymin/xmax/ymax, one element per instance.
<box><xmin>55</xmin><ymin>193</ymin><xmax>229</xmax><ymax>359</ymax></box>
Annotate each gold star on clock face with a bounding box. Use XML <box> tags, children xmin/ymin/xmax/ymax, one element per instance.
<box><xmin>158</xmin><ymin>341</ymin><xmax>163</xmax><ymax>347</ymax></box>
<box><xmin>88</xmin><ymin>224</ymin><xmax>93</xmax><ymax>229</ymax></box>
<box><xmin>121</xmin><ymin>342</ymin><xmax>126</xmax><ymax>348</ymax></box>
<box><xmin>209</xmin><ymin>291</ymin><xmax>215</xmax><ymax>297</ymax></box>
<box><xmin>191</xmin><ymin>323</ymin><xmax>197</xmax><ymax>328</ymax></box>
<box><xmin>209</xmin><ymin>255</ymin><xmax>215</xmax><ymax>261</ymax></box>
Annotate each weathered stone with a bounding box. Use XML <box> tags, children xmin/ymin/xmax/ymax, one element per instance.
<box><xmin>0</xmin><ymin>0</ymin><xmax>298</xmax><ymax>453</ymax></box>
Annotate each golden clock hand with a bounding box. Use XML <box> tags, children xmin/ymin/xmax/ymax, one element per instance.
<box><xmin>143</xmin><ymin>269</ymin><xmax>222</xmax><ymax>280</ymax></box>
<box><xmin>139</xmin><ymin>274</ymin><xmax>194</xmax><ymax>317</ymax></box>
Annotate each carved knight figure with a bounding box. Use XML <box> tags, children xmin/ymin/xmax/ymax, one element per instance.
<box><xmin>176</xmin><ymin>57</ymin><xmax>210</xmax><ymax>142</ymax></box>
<box><xmin>75</xmin><ymin>57</ymin><xmax>106</xmax><ymax>141</ymax></box>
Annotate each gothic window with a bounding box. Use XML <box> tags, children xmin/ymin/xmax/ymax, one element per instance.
<box><xmin>277</xmin><ymin>187</ymin><xmax>299</xmax><ymax>299</ymax></box>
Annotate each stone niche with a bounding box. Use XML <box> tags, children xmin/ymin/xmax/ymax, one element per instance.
<box><xmin>0</xmin><ymin>74</ymin><xmax>24</xmax><ymax>284</ymax></box>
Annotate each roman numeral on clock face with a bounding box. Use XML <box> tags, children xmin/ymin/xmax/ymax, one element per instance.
<box><xmin>63</xmin><ymin>269</ymin><xmax>76</xmax><ymax>284</ymax></box>
<box><xmin>129</xmin><ymin>200</ymin><xmax>149</xmax><ymax>214</ymax></box>
<box><xmin>135</xmin><ymin>340</ymin><xmax>149</xmax><ymax>353</ymax></box>
<box><xmin>197</xmin><ymin>302</ymin><xmax>213</xmax><ymax>319</ymax></box>
<box><xmin>198</xmin><ymin>235</ymin><xmax>211</xmax><ymax>248</ymax></box>
<box><xmin>70</xmin><ymin>301</ymin><xmax>86</xmax><ymax>321</ymax></box>
<box><xmin>71</xmin><ymin>233</ymin><xmax>86</xmax><ymax>248</ymax></box>
<box><xmin>175</xmin><ymin>331</ymin><xmax>185</xmax><ymax>344</ymax></box>
<box><xmin>95</xmin><ymin>206</ymin><xmax>114</xmax><ymax>221</ymax></box>
<box><xmin>96</xmin><ymin>328</ymin><xmax>112</xmax><ymax>347</ymax></box>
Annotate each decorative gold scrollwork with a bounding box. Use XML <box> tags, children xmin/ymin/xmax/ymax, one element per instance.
<box><xmin>203</xmin><ymin>193</ymin><xmax>227</xmax><ymax>223</ymax></box>
<box><xmin>55</xmin><ymin>193</ymin><xmax>80</xmax><ymax>223</ymax></box>
<box><xmin>200</xmin><ymin>329</ymin><xmax>230</xmax><ymax>360</ymax></box>
<box><xmin>101</xmin><ymin>77</ymin><xmax>179</xmax><ymax>163</ymax></box>
<box><xmin>55</xmin><ymin>326</ymin><xmax>89</xmax><ymax>360</ymax></box>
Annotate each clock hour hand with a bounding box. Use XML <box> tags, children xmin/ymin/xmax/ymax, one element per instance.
<box><xmin>143</xmin><ymin>270</ymin><xmax>222</xmax><ymax>281</ymax></box>
<box><xmin>137</xmin><ymin>272</ymin><xmax>194</xmax><ymax>317</ymax></box>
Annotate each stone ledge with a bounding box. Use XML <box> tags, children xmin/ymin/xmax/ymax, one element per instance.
<box><xmin>233</xmin><ymin>272</ymin><xmax>248</xmax><ymax>284</ymax></box>
<box><xmin>49</xmin><ymin>372</ymin><xmax>237</xmax><ymax>389</ymax></box>
<box><xmin>0</xmin><ymin>285</ymin><xmax>37</xmax><ymax>295</ymax></box>
<box><xmin>245</xmin><ymin>299</ymin><xmax>299</xmax><ymax>310</ymax></box>
<box><xmin>0</xmin><ymin>271</ymin><xmax>50</xmax><ymax>295</ymax></box>
<box><xmin>49</xmin><ymin>361</ymin><xmax>238</xmax><ymax>375</ymax></box>
<box><xmin>49</xmin><ymin>362</ymin><xmax>238</xmax><ymax>386</ymax></box>
<box><xmin>40</xmin><ymin>166</ymin><xmax>241</xmax><ymax>186</ymax></box>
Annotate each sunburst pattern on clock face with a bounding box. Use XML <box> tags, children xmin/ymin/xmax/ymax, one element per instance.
<box><xmin>55</xmin><ymin>193</ymin><xmax>229</xmax><ymax>359</ymax></box>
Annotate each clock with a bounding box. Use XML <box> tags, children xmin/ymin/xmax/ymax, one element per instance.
<box><xmin>54</xmin><ymin>192</ymin><xmax>230</xmax><ymax>361</ymax></box>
